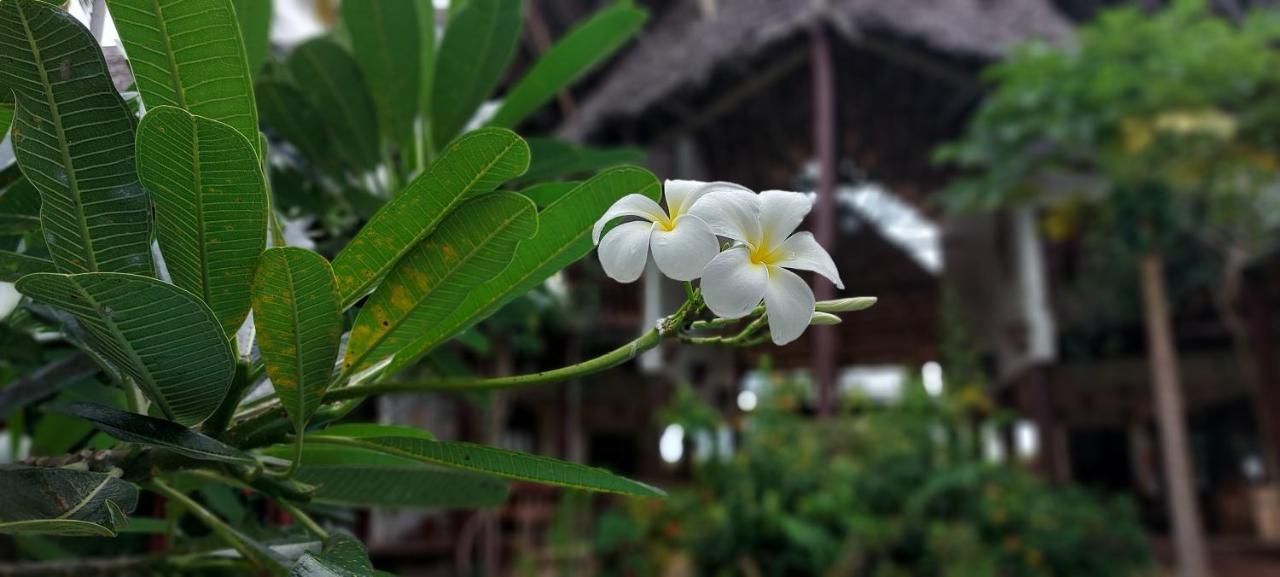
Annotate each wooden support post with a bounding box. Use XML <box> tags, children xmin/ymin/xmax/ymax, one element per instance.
<box><xmin>1245</xmin><ymin>286</ymin><xmax>1280</xmax><ymax>481</ymax></box>
<box><xmin>1017</xmin><ymin>366</ymin><xmax>1068</xmax><ymax>482</ymax></box>
<box><xmin>1141</xmin><ymin>254</ymin><xmax>1213</xmax><ymax>577</ymax></box>
<box><xmin>810</xmin><ymin>24</ymin><xmax>838</xmax><ymax>417</ymax></box>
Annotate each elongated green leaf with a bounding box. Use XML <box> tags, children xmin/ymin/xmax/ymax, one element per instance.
<box><xmin>256</xmin><ymin>79</ymin><xmax>340</xmax><ymax>175</ymax></box>
<box><xmin>54</xmin><ymin>402</ymin><xmax>254</xmax><ymax>465</ymax></box>
<box><xmin>231</xmin><ymin>0</ymin><xmax>272</xmax><ymax>74</ymax></box>
<box><xmin>290</xmin><ymin>533</ymin><xmax>373</xmax><ymax>577</ymax></box>
<box><xmin>137</xmin><ymin>106</ymin><xmax>267</xmax><ymax>335</ymax></box>
<box><xmin>16</xmin><ymin>273</ymin><xmax>235</xmax><ymax>425</ymax></box>
<box><xmin>108</xmin><ymin>0</ymin><xmax>261</xmax><ymax>156</ymax></box>
<box><xmin>0</xmin><ymin>0</ymin><xmax>154</xmax><ymax>275</ymax></box>
<box><xmin>288</xmin><ymin>39</ymin><xmax>381</xmax><ymax>173</ymax></box>
<box><xmin>251</xmin><ymin>248</ymin><xmax>341</xmax><ymax>434</ymax></box>
<box><xmin>411</xmin><ymin>167</ymin><xmax>659</xmax><ymax>354</ymax></box>
<box><xmin>0</xmin><ymin>174</ymin><xmax>40</xmax><ymax>236</ymax></box>
<box><xmin>310</xmin><ymin>435</ymin><xmax>663</xmax><ymax>497</ymax></box>
<box><xmin>489</xmin><ymin>5</ymin><xmax>646</xmax><ymax>129</ymax></box>
<box><xmin>0</xmin><ymin>91</ymin><xmax>12</xmax><ymax>136</ymax></box>
<box><xmin>522</xmin><ymin>137</ymin><xmax>645</xmax><ymax>182</ymax></box>
<box><xmin>418</xmin><ymin>0</ymin><xmax>436</xmax><ymax>150</ymax></box>
<box><xmin>517</xmin><ymin>181</ymin><xmax>580</xmax><ymax>208</ymax></box>
<box><xmin>431</xmin><ymin>0</ymin><xmax>522</xmax><ymax>146</ymax></box>
<box><xmin>296</xmin><ymin>466</ymin><xmax>508</xmax><ymax>508</ymax></box>
<box><xmin>0</xmin><ymin>250</ymin><xmax>54</xmax><ymax>282</ymax></box>
<box><xmin>0</xmin><ymin>466</ymin><xmax>138</xmax><ymax>536</ymax></box>
<box><xmin>316</xmin><ymin>423</ymin><xmax>434</xmax><ymax>441</ymax></box>
<box><xmin>331</xmin><ymin>128</ymin><xmax>530</xmax><ymax>308</ymax></box>
<box><xmin>344</xmin><ymin>192</ymin><xmax>537</xmax><ymax>374</ymax></box>
<box><xmin>343</xmin><ymin>0</ymin><xmax>420</xmax><ymax>150</ymax></box>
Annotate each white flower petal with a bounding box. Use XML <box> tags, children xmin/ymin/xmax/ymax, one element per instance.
<box><xmin>701</xmin><ymin>246</ymin><xmax>767</xmax><ymax>318</ymax></box>
<box><xmin>688</xmin><ymin>187</ymin><xmax>761</xmax><ymax>245</ymax></box>
<box><xmin>665</xmin><ymin>180</ymin><xmax>752</xmax><ymax>218</ymax></box>
<box><xmin>598</xmin><ymin>221</ymin><xmax>654</xmax><ymax>283</ymax></box>
<box><xmin>0</xmin><ymin>282</ymin><xmax>20</xmax><ymax>321</ymax></box>
<box><xmin>592</xmin><ymin>194</ymin><xmax>666</xmax><ymax>244</ymax></box>
<box><xmin>758</xmin><ymin>190</ymin><xmax>813</xmax><ymax>249</ymax></box>
<box><xmin>764</xmin><ymin>266</ymin><xmax>816</xmax><ymax>345</ymax></box>
<box><xmin>651</xmin><ymin>215</ymin><xmax>720</xmax><ymax>281</ymax></box>
<box><xmin>773</xmin><ymin>231</ymin><xmax>844</xmax><ymax>289</ymax></box>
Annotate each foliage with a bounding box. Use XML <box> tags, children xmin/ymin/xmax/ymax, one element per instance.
<box><xmin>0</xmin><ymin>0</ymin><xmax>669</xmax><ymax>573</ymax></box>
<box><xmin>257</xmin><ymin>0</ymin><xmax>647</xmax><ymax>235</ymax></box>
<box><xmin>936</xmin><ymin>0</ymin><xmax>1280</xmax><ymax>252</ymax></box>
<box><xmin>595</xmin><ymin>379</ymin><xmax>1150</xmax><ymax>577</ymax></box>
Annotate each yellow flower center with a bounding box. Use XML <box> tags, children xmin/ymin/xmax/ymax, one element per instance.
<box><xmin>748</xmin><ymin>242</ymin><xmax>777</xmax><ymax>266</ymax></box>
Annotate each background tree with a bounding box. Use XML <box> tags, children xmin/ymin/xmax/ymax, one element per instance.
<box><xmin>937</xmin><ymin>1</ymin><xmax>1280</xmax><ymax>575</ymax></box>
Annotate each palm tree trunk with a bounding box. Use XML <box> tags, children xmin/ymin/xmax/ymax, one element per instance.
<box><xmin>1140</xmin><ymin>254</ymin><xmax>1213</xmax><ymax>577</ymax></box>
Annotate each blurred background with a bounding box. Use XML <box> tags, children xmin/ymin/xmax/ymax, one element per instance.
<box><xmin>17</xmin><ymin>0</ymin><xmax>1280</xmax><ymax>575</ymax></box>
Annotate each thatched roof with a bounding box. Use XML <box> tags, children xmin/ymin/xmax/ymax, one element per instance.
<box><xmin>559</xmin><ymin>0</ymin><xmax>1073</xmax><ymax>141</ymax></box>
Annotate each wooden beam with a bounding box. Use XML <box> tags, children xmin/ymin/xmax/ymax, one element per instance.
<box><xmin>812</xmin><ymin>23</ymin><xmax>838</xmax><ymax>417</ymax></box>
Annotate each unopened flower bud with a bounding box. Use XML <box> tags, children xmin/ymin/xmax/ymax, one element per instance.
<box><xmin>809</xmin><ymin>312</ymin><xmax>842</xmax><ymax>326</ymax></box>
<box><xmin>815</xmin><ymin>297</ymin><xmax>876</xmax><ymax>313</ymax></box>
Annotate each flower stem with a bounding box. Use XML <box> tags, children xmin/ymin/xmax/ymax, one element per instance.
<box><xmin>323</xmin><ymin>328</ymin><xmax>663</xmax><ymax>400</ymax></box>
<box><xmin>277</xmin><ymin>499</ymin><xmax>328</xmax><ymax>541</ymax></box>
<box><xmin>147</xmin><ymin>479</ymin><xmax>282</xmax><ymax>573</ymax></box>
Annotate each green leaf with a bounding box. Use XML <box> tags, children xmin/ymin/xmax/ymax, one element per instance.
<box><xmin>408</xmin><ymin>167</ymin><xmax>659</xmax><ymax>355</ymax></box>
<box><xmin>115</xmin><ymin>517</ymin><xmax>171</xmax><ymax>534</ymax></box>
<box><xmin>489</xmin><ymin>5</ymin><xmax>646</xmax><ymax>129</ymax></box>
<box><xmin>517</xmin><ymin>181</ymin><xmax>580</xmax><ymax>208</ymax></box>
<box><xmin>0</xmin><ymin>172</ymin><xmax>40</xmax><ymax>236</ymax></box>
<box><xmin>54</xmin><ymin>401</ymin><xmax>254</xmax><ymax>465</ymax></box>
<box><xmin>251</xmin><ymin>248</ymin><xmax>342</xmax><ymax>434</ymax></box>
<box><xmin>0</xmin><ymin>250</ymin><xmax>55</xmax><ymax>282</ymax></box>
<box><xmin>0</xmin><ymin>0</ymin><xmax>154</xmax><ymax>275</ymax></box>
<box><xmin>255</xmin><ymin>78</ymin><xmax>341</xmax><ymax>175</ymax></box>
<box><xmin>288</xmin><ymin>39</ymin><xmax>382</xmax><ymax>173</ymax></box>
<box><xmin>0</xmin><ymin>174</ymin><xmax>40</xmax><ymax>236</ymax></box>
<box><xmin>231</xmin><ymin>0</ymin><xmax>272</xmax><ymax>74</ymax></box>
<box><xmin>108</xmin><ymin>0</ymin><xmax>261</xmax><ymax>157</ymax></box>
<box><xmin>136</xmin><ymin>106</ymin><xmax>267</xmax><ymax>336</ymax></box>
<box><xmin>330</xmin><ymin>128</ymin><xmax>530</xmax><ymax>308</ymax></box>
<box><xmin>522</xmin><ymin>137</ymin><xmax>645</xmax><ymax>182</ymax></box>
<box><xmin>0</xmin><ymin>91</ymin><xmax>13</xmax><ymax>136</ymax></box>
<box><xmin>343</xmin><ymin>192</ymin><xmax>538</xmax><ymax>375</ymax></box>
<box><xmin>316</xmin><ymin>423</ymin><xmax>435</xmax><ymax>441</ymax></box>
<box><xmin>295</xmin><ymin>466</ymin><xmax>508</xmax><ymax>509</ymax></box>
<box><xmin>290</xmin><ymin>533</ymin><xmax>373</xmax><ymax>577</ymax></box>
<box><xmin>0</xmin><ymin>466</ymin><xmax>138</xmax><ymax>536</ymax></box>
<box><xmin>430</xmin><ymin>0</ymin><xmax>523</xmax><ymax>146</ymax></box>
<box><xmin>16</xmin><ymin>273</ymin><xmax>235</xmax><ymax>425</ymax></box>
<box><xmin>417</xmin><ymin>0</ymin><xmax>437</xmax><ymax>150</ymax></box>
<box><xmin>309</xmin><ymin>435</ymin><xmax>664</xmax><ymax>497</ymax></box>
<box><xmin>343</xmin><ymin>0</ymin><xmax>420</xmax><ymax>151</ymax></box>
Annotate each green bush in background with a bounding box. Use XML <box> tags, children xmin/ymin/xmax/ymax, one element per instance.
<box><xmin>595</xmin><ymin>377</ymin><xmax>1150</xmax><ymax>577</ymax></box>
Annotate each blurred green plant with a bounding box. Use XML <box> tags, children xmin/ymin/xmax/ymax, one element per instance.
<box><xmin>257</xmin><ymin>0</ymin><xmax>648</xmax><ymax>237</ymax></box>
<box><xmin>595</xmin><ymin>377</ymin><xmax>1150</xmax><ymax>577</ymax></box>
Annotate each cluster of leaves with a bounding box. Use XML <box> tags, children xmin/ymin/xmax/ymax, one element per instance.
<box><xmin>936</xmin><ymin>0</ymin><xmax>1280</xmax><ymax>243</ymax></box>
<box><xmin>594</xmin><ymin>380</ymin><xmax>1150</xmax><ymax>577</ymax></box>
<box><xmin>0</xmin><ymin>0</ymin><xmax>666</xmax><ymax>574</ymax></box>
<box><xmin>256</xmin><ymin>0</ymin><xmax>647</xmax><ymax>237</ymax></box>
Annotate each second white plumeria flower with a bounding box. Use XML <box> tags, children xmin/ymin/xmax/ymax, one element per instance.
<box><xmin>696</xmin><ymin>188</ymin><xmax>844</xmax><ymax>345</ymax></box>
<box><xmin>593</xmin><ymin>180</ymin><xmax>749</xmax><ymax>282</ymax></box>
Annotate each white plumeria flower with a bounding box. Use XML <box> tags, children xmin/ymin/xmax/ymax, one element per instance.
<box><xmin>696</xmin><ymin>188</ymin><xmax>844</xmax><ymax>345</ymax></box>
<box><xmin>592</xmin><ymin>180</ymin><xmax>749</xmax><ymax>282</ymax></box>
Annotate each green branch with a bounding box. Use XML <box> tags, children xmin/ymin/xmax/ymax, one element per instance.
<box><xmin>147</xmin><ymin>479</ymin><xmax>284</xmax><ymax>574</ymax></box>
<box><xmin>324</xmin><ymin>327</ymin><xmax>663</xmax><ymax>400</ymax></box>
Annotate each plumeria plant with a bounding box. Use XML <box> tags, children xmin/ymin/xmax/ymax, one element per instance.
<box><xmin>0</xmin><ymin>0</ymin><xmax>873</xmax><ymax>574</ymax></box>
